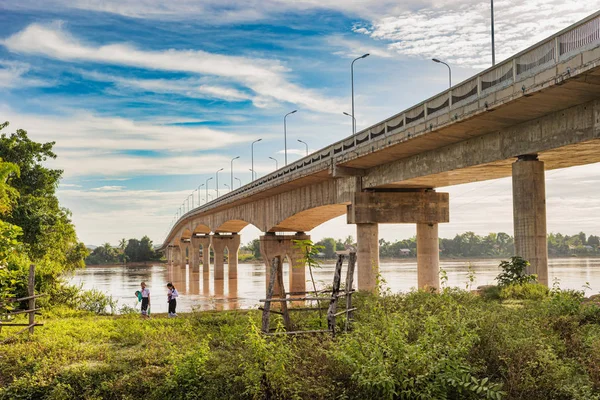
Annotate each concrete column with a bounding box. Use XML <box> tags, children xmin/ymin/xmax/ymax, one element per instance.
<box><xmin>512</xmin><ymin>156</ymin><xmax>548</xmax><ymax>285</ymax></box>
<box><xmin>173</xmin><ymin>246</ymin><xmax>182</xmax><ymax>266</ymax></box>
<box><xmin>212</xmin><ymin>242</ymin><xmax>225</xmax><ymax>280</ymax></box>
<box><xmin>356</xmin><ymin>223</ymin><xmax>379</xmax><ymax>292</ymax></box>
<box><xmin>228</xmin><ymin>234</ymin><xmax>241</xmax><ymax>280</ymax></box>
<box><xmin>417</xmin><ymin>223</ymin><xmax>440</xmax><ymax>291</ymax></box>
<box><xmin>260</xmin><ymin>233</ymin><xmax>310</xmax><ymax>297</ymax></box>
<box><xmin>190</xmin><ymin>237</ymin><xmax>200</xmax><ymax>271</ymax></box>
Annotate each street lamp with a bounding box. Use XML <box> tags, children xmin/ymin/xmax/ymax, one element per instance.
<box><xmin>230</xmin><ymin>156</ymin><xmax>240</xmax><ymax>190</ymax></box>
<box><xmin>215</xmin><ymin>168</ymin><xmax>224</xmax><ymax>198</ymax></box>
<box><xmin>491</xmin><ymin>0</ymin><xmax>495</xmax><ymax>65</ymax></box>
<box><xmin>343</xmin><ymin>112</ymin><xmax>356</xmax><ymax>138</ymax></box>
<box><xmin>235</xmin><ymin>177</ymin><xmax>242</xmax><ymax>188</ymax></box>
<box><xmin>432</xmin><ymin>58</ymin><xmax>452</xmax><ymax>88</ymax></box>
<box><xmin>297</xmin><ymin>139</ymin><xmax>308</xmax><ymax>156</ymax></box>
<box><xmin>283</xmin><ymin>110</ymin><xmax>297</xmax><ymax>165</ymax></box>
<box><xmin>251</xmin><ymin>138</ymin><xmax>262</xmax><ymax>181</ymax></box>
<box><xmin>205</xmin><ymin>177</ymin><xmax>213</xmax><ymax>204</ymax></box>
<box><xmin>224</xmin><ymin>183</ymin><xmax>230</xmax><ymax>193</ymax></box>
<box><xmin>189</xmin><ymin>193</ymin><xmax>194</xmax><ymax>209</ymax></box>
<box><xmin>268</xmin><ymin>156</ymin><xmax>278</xmax><ymax>170</ymax></box>
<box><xmin>197</xmin><ymin>183</ymin><xmax>204</xmax><ymax>206</ymax></box>
<box><xmin>351</xmin><ymin>53</ymin><xmax>369</xmax><ymax>145</ymax></box>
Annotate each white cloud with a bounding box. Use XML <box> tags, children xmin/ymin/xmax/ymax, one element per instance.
<box><xmin>1</xmin><ymin>23</ymin><xmax>345</xmax><ymax>113</ymax></box>
<box><xmin>325</xmin><ymin>34</ymin><xmax>394</xmax><ymax>59</ymax></box>
<box><xmin>81</xmin><ymin>70</ymin><xmax>254</xmax><ymax>103</ymax></box>
<box><xmin>356</xmin><ymin>1</ymin><xmax>600</xmax><ymax>68</ymax></box>
<box><xmin>0</xmin><ymin>106</ymin><xmax>248</xmax><ymax>152</ymax></box>
<box><xmin>0</xmin><ymin>60</ymin><xmax>50</xmax><ymax>89</ymax></box>
<box><xmin>91</xmin><ymin>185</ymin><xmax>125</xmax><ymax>191</ymax></box>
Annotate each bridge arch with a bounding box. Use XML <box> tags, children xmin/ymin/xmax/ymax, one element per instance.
<box><xmin>178</xmin><ymin>228</ymin><xmax>192</xmax><ymax>241</ymax></box>
<box><xmin>214</xmin><ymin>219</ymin><xmax>254</xmax><ymax>233</ymax></box>
<box><xmin>192</xmin><ymin>223</ymin><xmax>211</xmax><ymax>235</ymax></box>
<box><xmin>268</xmin><ymin>204</ymin><xmax>349</xmax><ymax>232</ymax></box>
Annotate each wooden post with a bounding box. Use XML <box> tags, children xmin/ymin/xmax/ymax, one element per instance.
<box><xmin>262</xmin><ymin>257</ymin><xmax>279</xmax><ymax>333</ymax></box>
<box><xmin>275</xmin><ymin>258</ymin><xmax>292</xmax><ymax>331</ymax></box>
<box><xmin>28</xmin><ymin>264</ymin><xmax>35</xmax><ymax>335</ymax></box>
<box><xmin>327</xmin><ymin>255</ymin><xmax>344</xmax><ymax>335</ymax></box>
<box><xmin>345</xmin><ymin>252</ymin><xmax>356</xmax><ymax>332</ymax></box>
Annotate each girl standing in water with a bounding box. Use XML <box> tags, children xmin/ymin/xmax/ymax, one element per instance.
<box><xmin>167</xmin><ymin>282</ymin><xmax>178</xmax><ymax>317</ymax></box>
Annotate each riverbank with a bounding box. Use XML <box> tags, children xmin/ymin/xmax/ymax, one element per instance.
<box><xmin>1</xmin><ymin>288</ymin><xmax>599</xmax><ymax>399</ymax></box>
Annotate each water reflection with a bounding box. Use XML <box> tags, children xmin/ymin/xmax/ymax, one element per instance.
<box><xmin>70</xmin><ymin>258</ymin><xmax>600</xmax><ymax>313</ymax></box>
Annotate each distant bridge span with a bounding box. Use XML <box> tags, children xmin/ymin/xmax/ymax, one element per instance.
<box><xmin>162</xmin><ymin>12</ymin><xmax>600</xmax><ymax>293</ymax></box>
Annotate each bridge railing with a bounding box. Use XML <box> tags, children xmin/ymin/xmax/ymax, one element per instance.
<box><xmin>166</xmin><ymin>11</ymin><xmax>600</xmax><ymax>242</ymax></box>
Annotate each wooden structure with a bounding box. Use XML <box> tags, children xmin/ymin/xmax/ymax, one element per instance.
<box><xmin>0</xmin><ymin>264</ymin><xmax>44</xmax><ymax>343</ymax></box>
<box><xmin>260</xmin><ymin>252</ymin><xmax>356</xmax><ymax>336</ymax></box>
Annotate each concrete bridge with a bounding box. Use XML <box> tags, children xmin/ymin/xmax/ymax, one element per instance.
<box><xmin>162</xmin><ymin>12</ymin><xmax>600</xmax><ymax>293</ymax></box>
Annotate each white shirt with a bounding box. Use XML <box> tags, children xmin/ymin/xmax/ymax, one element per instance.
<box><xmin>141</xmin><ymin>288</ymin><xmax>150</xmax><ymax>298</ymax></box>
<box><xmin>170</xmin><ymin>288</ymin><xmax>179</xmax><ymax>298</ymax></box>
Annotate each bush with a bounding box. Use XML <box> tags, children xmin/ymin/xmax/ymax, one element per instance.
<box><xmin>499</xmin><ymin>282</ymin><xmax>549</xmax><ymax>300</ymax></box>
<box><xmin>496</xmin><ymin>256</ymin><xmax>537</xmax><ymax>286</ymax></box>
<box><xmin>77</xmin><ymin>289</ymin><xmax>117</xmax><ymax>315</ymax></box>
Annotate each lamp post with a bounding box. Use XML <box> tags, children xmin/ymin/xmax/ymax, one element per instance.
<box><xmin>351</xmin><ymin>53</ymin><xmax>369</xmax><ymax>145</ymax></box>
<box><xmin>343</xmin><ymin>112</ymin><xmax>356</xmax><ymax>137</ymax></box>
<box><xmin>197</xmin><ymin>184</ymin><xmax>204</xmax><ymax>206</ymax></box>
<box><xmin>224</xmin><ymin>183</ymin><xmax>230</xmax><ymax>193</ymax></box>
<box><xmin>190</xmin><ymin>193</ymin><xmax>194</xmax><ymax>209</ymax></box>
<box><xmin>215</xmin><ymin>168</ymin><xmax>223</xmax><ymax>198</ymax></box>
<box><xmin>432</xmin><ymin>58</ymin><xmax>451</xmax><ymax>88</ymax></box>
<box><xmin>230</xmin><ymin>156</ymin><xmax>240</xmax><ymax>190</ymax></box>
<box><xmin>268</xmin><ymin>156</ymin><xmax>278</xmax><ymax>170</ymax></box>
<box><xmin>297</xmin><ymin>139</ymin><xmax>308</xmax><ymax>156</ymax></box>
<box><xmin>283</xmin><ymin>110</ymin><xmax>297</xmax><ymax>166</ymax></box>
<box><xmin>491</xmin><ymin>0</ymin><xmax>495</xmax><ymax>65</ymax></box>
<box><xmin>251</xmin><ymin>138</ymin><xmax>262</xmax><ymax>181</ymax></box>
<box><xmin>205</xmin><ymin>177</ymin><xmax>213</xmax><ymax>204</ymax></box>
<box><xmin>235</xmin><ymin>177</ymin><xmax>242</xmax><ymax>188</ymax></box>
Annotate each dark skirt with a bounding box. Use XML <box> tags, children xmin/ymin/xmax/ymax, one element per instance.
<box><xmin>168</xmin><ymin>299</ymin><xmax>177</xmax><ymax>314</ymax></box>
<box><xmin>141</xmin><ymin>298</ymin><xmax>149</xmax><ymax>315</ymax></box>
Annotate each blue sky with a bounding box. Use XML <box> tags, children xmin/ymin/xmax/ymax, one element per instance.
<box><xmin>1</xmin><ymin>0</ymin><xmax>599</xmax><ymax>246</ymax></box>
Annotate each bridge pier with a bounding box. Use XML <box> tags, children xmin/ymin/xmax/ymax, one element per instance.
<box><xmin>191</xmin><ymin>235</ymin><xmax>211</xmax><ymax>272</ymax></box>
<box><xmin>180</xmin><ymin>241</ymin><xmax>190</xmax><ymax>266</ymax></box>
<box><xmin>349</xmin><ymin>191</ymin><xmax>449</xmax><ymax>292</ymax></box>
<box><xmin>417</xmin><ymin>223</ymin><xmax>440</xmax><ymax>290</ymax></box>
<box><xmin>259</xmin><ymin>233</ymin><xmax>309</xmax><ymax>297</ymax></box>
<box><xmin>211</xmin><ymin>233</ymin><xmax>241</xmax><ymax>280</ymax></box>
<box><xmin>172</xmin><ymin>246</ymin><xmax>182</xmax><ymax>266</ymax></box>
<box><xmin>356</xmin><ymin>223</ymin><xmax>379</xmax><ymax>292</ymax></box>
<box><xmin>512</xmin><ymin>155</ymin><xmax>548</xmax><ymax>285</ymax></box>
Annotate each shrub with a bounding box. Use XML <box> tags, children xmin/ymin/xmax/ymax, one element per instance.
<box><xmin>77</xmin><ymin>289</ymin><xmax>117</xmax><ymax>315</ymax></box>
<box><xmin>496</xmin><ymin>256</ymin><xmax>537</xmax><ymax>286</ymax></box>
<box><xmin>499</xmin><ymin>282</ymin><xmax>549</xmax><ymax>300</ymax></box>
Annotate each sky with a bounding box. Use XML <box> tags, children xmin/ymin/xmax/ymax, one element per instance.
<box><xmin>1</xmin><ymin>0</ymin><xmax>599</xmax><ymax>247</ymax></box>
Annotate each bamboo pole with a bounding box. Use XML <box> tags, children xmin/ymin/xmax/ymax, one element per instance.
<box><xmin>327</xmin><ymin>254</ymin><xmax>344</xmax><ymax>335</ymax></box>
<box><xmin>345</xmin><ymin>252</ymin><xmax>357</xmax><ymax>332</ymax></box>
<box><xmin>28</xmin><ymin>264</ymin><xmax>35</xmax><ymax>335</ymax></box>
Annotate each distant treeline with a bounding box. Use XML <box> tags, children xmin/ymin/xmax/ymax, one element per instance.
<box><xmin>240</xmin><ymin>231</ymin><xmax>600</xmax><ymax>260</ymax></box>
<box><xmin>85</xmin><ymin>236</ymin><xmax>161</xmax><ymax>265</ymax></box>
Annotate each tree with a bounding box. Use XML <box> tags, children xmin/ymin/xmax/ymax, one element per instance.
<box><xmin>587</xmin><ymin>235</ymin><xmax>599</xmax><ymax>247</ymax></box>
<box><xmin>119</xmin><ymin>238</ymin><xmax>127</xmax><ymax>264</ymax></box>
<box><xmin>315</xmin><ymin>237</ymin><xmax>336</xmax><ymax>258</ymax></box>
<box><xmin>0</xmin><ymin>123</ymin><xmax>85</xmax><ymax>271</ymax></box>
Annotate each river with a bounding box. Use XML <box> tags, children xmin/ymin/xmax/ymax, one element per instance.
<box><xmin>70</xmin><ymin>258</ymin><xmax>600</xmax><ymax>313</ymax></box>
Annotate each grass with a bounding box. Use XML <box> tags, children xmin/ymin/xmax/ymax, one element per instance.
<box><xmin>1</xmin><ymin>287</ymin><xmax>599</xmax><ymax>399</ymax></box>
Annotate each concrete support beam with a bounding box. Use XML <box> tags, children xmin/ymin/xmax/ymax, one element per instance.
<box><xmin>348</xmin><ymin>191</ymin><xmax>449</xmax><ymax>224</ymax></box>
<box><xmin>172</xmin><ymin>246</ymin><xmax>182</xmax><ymax>266</ymax></box>
<box><xmin>192</xmin><ymin>235</ymin><xmax>211</xmax><ymax>274</ymax></box>
<box><xmin>417</xmin><ymin>223</ymin><xmax>440</xmax><ymax>291</ymax></box>
<box><xmin>260</xmin><ymin>233</ymin><xmax>309</xmax><ymax>296</ymax></box>
<box><xmin>512</xmin><ymin>156</ymin><xmax>548</xmax><ymax>285</ymax></box>
<box><xmin>356</xmin><ymin>223</ymin><xmax>379</xmax><ymax>292</ymax></box>
<box><xmin>211</xmin><ymin>234</ymin><xmax>241</xmax><ymax>280</ymax></box>
<box><xmin>190</xmin><ymin>238</ymin><xmax>200</xmax><ymax>271</ymax></box>
<box><xmin>330</xmin><ymin>164</ymin><xmax>366</xmax><ymax>178</ymax></box>
<box><xmin>180</xmin><ymin>241</ymin><xmax>190</xmax><ymax>266</ymax></box>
